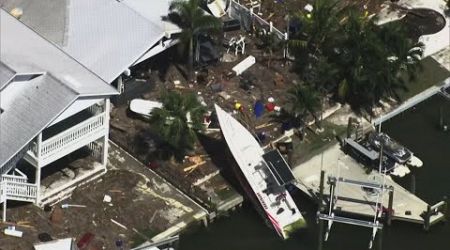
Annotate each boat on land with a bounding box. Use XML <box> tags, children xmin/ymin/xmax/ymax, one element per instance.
<box><xmin>367</xmin><ymin>132</ymin><xmax>412</xmax><ymax>164</ymax></box>
<box><xmin>215</xmin><ymin>104</ymin><xmax>306</xmax><ymax>239</ymax></box>
<box><xmin>129</xmin><ymin>99</ymin><xmax>163</xmax><ymax>118</ymax></box>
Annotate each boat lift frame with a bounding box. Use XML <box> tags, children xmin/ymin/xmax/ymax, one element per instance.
<box><xmin>316</xmin><ymin>166</ymin><xmax>393</xmax><ymax>250</ymax></box>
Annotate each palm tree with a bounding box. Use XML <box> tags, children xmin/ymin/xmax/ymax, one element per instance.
<box><xmin>149</xmin><ymin>90</ymin><xmax>206</xmax><ymax>161</ymax></box>
<box><xmin>287</xmin><ymin>84</ymin><xmax>322</xmax><ymax>126</ymax></box>
<box><xmin>329</xmin><ymin>8</ymin><xmax>423</xmax><ymax>111</ymax></box>
<box><xmin>168</xmin><ymin>0</ymin><xmax>222</xmax><ymax>80</ymax></box>
<box><xmin>289</xmin><ymin>0</ymin><xmax>342</xmax><ymax>74</ymax></box>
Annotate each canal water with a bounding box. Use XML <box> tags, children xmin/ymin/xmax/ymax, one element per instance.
<box><xmin>180</xmin><ymin>94</ymin><xmax>450</xmax><ymax>250</ymax></box>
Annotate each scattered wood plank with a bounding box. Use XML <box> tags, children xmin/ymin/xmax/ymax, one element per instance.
<box><xmin>111</xmin><ymin>219</ymin><xmax>128</xmax><ymax>230</ymax></box>
<box><xmin>255</xmin><ymin>123</ymin><xmax>274</xmax><ymax>129</ymax></box>
<box><xmin>183</xmin><ymin>161</ymin><xmax>206</xmax><ymax>173</ymax></box>
<box><xmin>266</xmin><ymin>12</ymin><xmax>275</xmax><ymax>20</ymax></box>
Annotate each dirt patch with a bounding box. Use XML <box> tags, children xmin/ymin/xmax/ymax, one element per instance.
<box><xmin>1</xmin><ymin>148</ymin><xmax>205</xmax><ymax>250</ymax></box>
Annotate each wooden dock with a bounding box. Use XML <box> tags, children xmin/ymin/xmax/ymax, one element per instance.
<box><xmin>292</xmin><ymin>143</ymin><xmax>445</xmax><ymax>227</ymax></box>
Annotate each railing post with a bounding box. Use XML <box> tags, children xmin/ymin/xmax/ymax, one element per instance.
<box><xmin>2</xmin><ymin>199</ymin><xmax>6</xmax><ymax>222</ymax></box>
<box><xmin>35</xmin><ymin>133</ymin><xmax>42</xmax><ymax>204</ymax></box>
<box><xmin>269</xmin><ymin>21</ymin><xmax>273</xmax><ymax>32</ymax></box>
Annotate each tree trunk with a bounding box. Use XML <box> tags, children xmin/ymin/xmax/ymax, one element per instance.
<box><xmin>188</xmin><ymin>37</ymin><xmax>194</xmax><ymax>81</ymax></box>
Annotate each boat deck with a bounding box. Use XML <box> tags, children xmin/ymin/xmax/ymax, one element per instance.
<box><xmin>293</xmin><ymin>143</ymin><xmax>444</xmax><ymax>226</ymax></box>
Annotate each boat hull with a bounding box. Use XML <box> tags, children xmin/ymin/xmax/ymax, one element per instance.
<box><xmin>215</xmin><ymin>104</ymin><xmax>306</xmax><ymax>239</ymax></box>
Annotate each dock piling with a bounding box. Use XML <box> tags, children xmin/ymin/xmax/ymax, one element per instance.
<box><xmin>317</xmin><ymin>170</ymin><xmax>325</xmax><ymax>250</ymax></box>
<box><xmin>318</xmin><ymin>170</ymin><xmax>325</xmax><ymax>211</ymax></box>
<box><xmin>377</xmin><ymin>228</ymin><xmax>383</xmax><ymax>250</ymax></box>
<box><xmin>387</xmin><ymin>188</ymin><xmax>394</xmax><ymax>226</ymax></box>
<box><xmin>318</xmin><ymin>214</ymin><xmax>324</xmax><ymax>250</ymax></box>
<box><xmin>424</xmin><ymin>205</ymin><xmax>431</xmax><ymax>231</ymax></box>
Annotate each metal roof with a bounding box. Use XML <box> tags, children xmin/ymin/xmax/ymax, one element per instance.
<box><xmin>0</xmin><ymin>62</ymin><xmax>15</xmax><ymax>90</ymax></box>
<box><xmin>0</xmin><ymin>74</ymin><xmax>78</xmax><ymax>167</ymax></box>
<box><xmin>0</xmin><ymin>10</ymin><xmax>118</xmax><ymax>168</ymax></box>
<box><xmin>0</xmin><ymin>0</ymin><xmax>69</xmax><ymax>46</ymax></box>
<box><xmin>1</xmin><ymin>0</ymin><xmax>171</xmax><ymax>83</ymax></box>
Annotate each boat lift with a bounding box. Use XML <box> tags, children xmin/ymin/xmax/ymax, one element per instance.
<box><xmin>317</xmin><ymin>143</ymin><xmax>392</xmax><ymax>249</ymax></box>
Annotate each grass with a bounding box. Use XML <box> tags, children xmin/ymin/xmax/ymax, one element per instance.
<box><xmin>291</xmin><ymin>121</ymin><xmax>347</xmax><ymax>165</ymax></box>
<box><xmin>283</xmin><ymin>218</ymin><xmax>307</xmax><ymax>238</ymax></box>
<box><xmin>397</xmin><ymin>57</ymin><xmax>450</xmax><ymax>101</ymax></box>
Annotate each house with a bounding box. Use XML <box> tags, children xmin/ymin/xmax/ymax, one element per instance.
<box><xmin>1</xmin><ymin>0</ymin><xmax>182</xmax><ymax>92</ymax></box>
<box><xmin>0</xmin><ymin>9</ymin><xmax>119</xmax><ymax>220</ymax></box>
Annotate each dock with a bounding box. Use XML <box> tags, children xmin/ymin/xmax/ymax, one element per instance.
<box><xmin>292</xmin><ymin>143</ymin><xmax>445</xmax><ymax>226</ymax></box>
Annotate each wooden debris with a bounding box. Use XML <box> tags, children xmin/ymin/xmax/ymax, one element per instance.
<box><xmin>274</xmin><ymin>72</ymin><xmax>284</xmax><ymax>86</ymax></box>
<box><xmin>266</xmin><ymin>12</ymin><xmax>275</xmax><ymax>20</ymax></box>
<box><xmin>183</xmin><ymin>161</ymin><xmax>206</xmax><ymax>173</ymax></box>
<box><xmin>218</xmin><ymin>91</ymin><xmax>231</xmax><ymax>100</ymax></box>
<box><xmin>255</xmin><ymin>123</ymin><xmax>274</xmax><ymax>129</ymax></box>
<box><xmin>174</xmin><ymin>84</ymin><xmax>187</xmax><ymax>89</ymax></box>
<box><xmin>110</xmin><ymin>219</ymin><xmax>128</xmax><ymax>230</ymax></box>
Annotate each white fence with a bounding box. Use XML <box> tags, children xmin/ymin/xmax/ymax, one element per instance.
<box><xmin>228</xmin><ymin>0</ymin><xmax>287</xmax><ymax>41</ymax></box>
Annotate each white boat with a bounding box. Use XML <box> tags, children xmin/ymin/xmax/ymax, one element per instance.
<box><xmin>129</xmin><ymin>99</ymin><xmax>163</xmax><ymax>118</ymax></box>
<box><xmin>215</xmin><ymin>104</ymin><xmax>306</xmax><ymax>239</ymax></box>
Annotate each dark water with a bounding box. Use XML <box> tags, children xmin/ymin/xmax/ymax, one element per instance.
<box><xmin>180</xmin><ymin>95</ymin><xmax>450</xmax><ymax>250</ymax></box>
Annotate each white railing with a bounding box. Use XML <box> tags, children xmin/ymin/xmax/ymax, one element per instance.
<box><xmin>88</xmin><ymin>103</ymin><xmax>104</xmax><ymax>115</ymax></box>
<box><xmin>2</xmin><ymin>181</ymin><xmax>37</xmax><ymax>201</ymax></box>
<box><xmin>87</xmin><ymin>141</ymin><xmax>103</xmax><ymax>162</ymax></box>
<box><xmin>1</xmin><ymin>168</ymin><xmax>28</xmax><ymax>184</ymax></box>
<box><xmin>40</xmin><ymin>113</ymin><xmax>106</xmax><ymax>159</ymax></box>
<box><xmin>1</xmin><ymin>175</ymin><xmax>27</xmax><ymax>184</ymax></box>
<box><xmin>0</xmin><ymin>183</ymin><xmax>5</xmax><ymax>203</ymax></box>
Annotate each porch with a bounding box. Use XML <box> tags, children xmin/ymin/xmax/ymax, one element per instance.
<box><xmin>24</xmin><ymin>101</ymin><xmax>108</xmax><ymax>168</ymax></box>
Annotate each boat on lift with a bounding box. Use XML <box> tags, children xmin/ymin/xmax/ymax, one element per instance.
<box><xmin>367</xmin><ymin>132</ymin><xmax>412</xmax><ymax>164</ymax></box>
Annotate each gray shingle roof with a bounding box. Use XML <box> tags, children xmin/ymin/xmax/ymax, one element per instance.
<box><xmin>0</xmin><ymin>10</ymin><xmax>118</xmax><ymax>168</ymax></box>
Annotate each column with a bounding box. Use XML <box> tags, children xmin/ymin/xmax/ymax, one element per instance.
<box><xmin>35</xmin><ymin>133</ymin><xmax>42</xmax><ymax>205</ymax></box>
<box><xmin>117</xmin><ymin>75</ymin><xmax>124</xmax><ymax>94</ymax></box>
<box><xmin>102</xmin><ymin>99</ymin><xmax>110</xmax><ymax>171</ymax></box>
<box><xmin>2</xmin><ymin>200</ymin><xmax>6</xmax><ymax>222</ymax></box>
